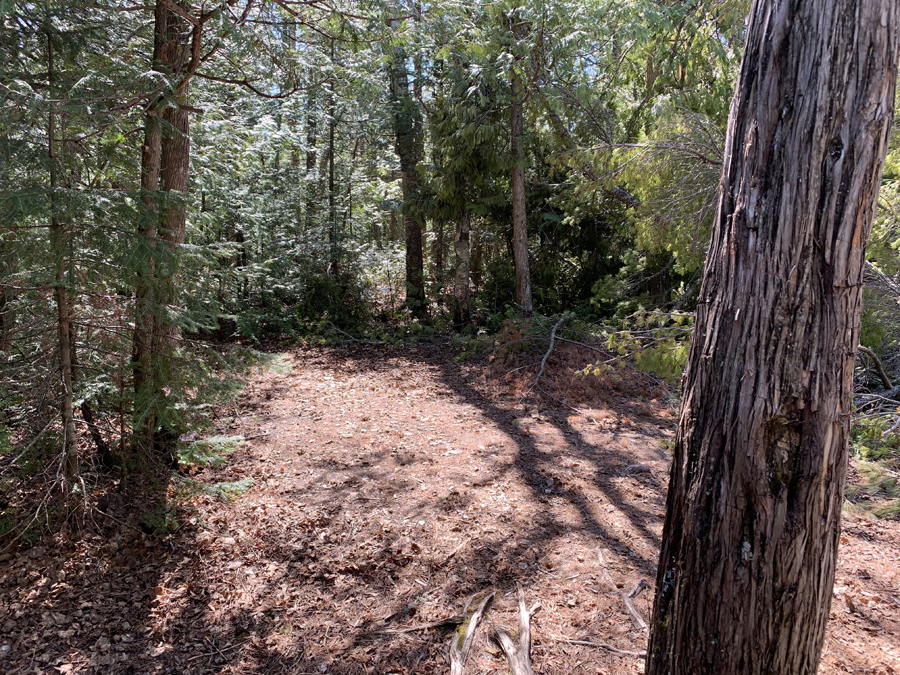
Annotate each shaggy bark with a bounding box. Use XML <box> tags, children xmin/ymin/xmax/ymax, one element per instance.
<box><xmin>646</xmin><ymin>2</ymin><xmax>900</xmax><ymax>673</ymax></box>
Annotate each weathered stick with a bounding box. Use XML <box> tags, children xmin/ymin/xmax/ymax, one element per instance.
<box><xmin>380</xmin><ymin>615</ymin><xmax>464</xmax><ymax>634</ymax></box>
<box><xmin>545</xmin><ymin>635</ymin><xmax>646</xmax><ymax>657</ymax></box>
<box><xmin>623</xmin><ymin>579</ymin><xmax>650</xmax><ymax>632</ymax></box>
<box><xmin>449</xmin><ymin>590</ymin><xmax>494</xmax><ymax>675</ymax></box>
<box><xmin>858</xmin><ymin>345</ymin><xmax>893</xmax><ymax>389</ymax></box>
<box><xmin>533</xmin><ymin>316</ymin><xmax>571</xmax><ymax>391</ymax></box>
<box><xmin>516</xmin><ymin>316</ymin><xmax>572</xmax><ymax>409</ymax></box>
<box><xmin>493</xmin><ymin>585</ymin><xmax>539</xmax><ymax>675</ymax></box>
<box><xmin>597</xmin><ymin>549</ymin><xmax>649</xmax><ymax>632</ymax></box>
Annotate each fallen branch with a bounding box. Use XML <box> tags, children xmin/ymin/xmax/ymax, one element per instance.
<box><xmin>883</xmin><ymin>416</ymin><xmax>900</xmax><ymax>438</ymax></box>
<box><xmin>380</xmin><ymin>615</ymin><xmax>464</xmax><ymax>634</ymax></box>
<box><xmin>450</xmin><ymin>590</ymin><xmax>495</xmax><ymax>675</ymax></box>
<box><xmin>555</xmin><ymin>336</ymin><xmax>611</xmax><ymax>355</ymax></box>
<box><xmin>0</xmin><ymin>419</ymin><xmax>55</xmax><ymax>476</ymax></box>
<box><xmin>597</xmin><ymin>549</ymin><xmax>650</xmax><ymax>632</ymax></box>
<box><xmin>328</xmin><ymin>324</ymin><xmax>398</xmax><ymax>346</ymax></box>
<box><xmin>438</xmin><ymin>538</ymin><xmax>469</xmax><ymax>568</ymax></box>
<box><xmin>858</xmin><ymin>345</ymin><xmax>894</xmax><ymax>389</ymax></box>
<box><xmin>517</xmin><ymin>315</ymin><xmax>571</xmax><ymax>408</ymax></box>
<box><xmin>92</xmin><ymin>507</ymin><xmax>144</xmax><ymax>535</ymax></box>
<box><xmin>533</xmin><ymin>316</ymin><xmax>571</xmax><ymax>391</ymax></box>
<box><xmin>185</xmin><ymin>639</ymin><xmax>250</xmax><ymax>663</ymax></box>
<box><xmin>622</xmin><ymin>579</ymin><xmax>650</xmax><ymax>631</ymax></box>
<box><xmin>545</xmin><ymin>636</ymin><xmax>646</xmax><ymax>657</ymax></box>
<box><xmin>536</xmin><ymin>386</ymin><xmax>588</xmax><ymax>416</ymax></box>
<box><xmin>493</xmin><ymin>585</ymin><xmax>539</xmax><ymax>675</ymax></box>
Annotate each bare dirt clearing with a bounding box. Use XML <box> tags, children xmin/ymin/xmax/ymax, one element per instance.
<box><xmin>1</xmin><ymin>344</ymin><xmax>898</xmax><ymax>674</ymax></box>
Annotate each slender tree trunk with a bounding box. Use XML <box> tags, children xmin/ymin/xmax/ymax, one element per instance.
<box><xmin>0</xmin><ymin>231</ymin><xmax>16</xmax><ymax>355</ymax></box>
<box><xmin>433</xmin><ymin>217</ymin><xmax>445</xmax><ymax>287</ymax></box>
<box><xmin>646</xmin><ymin>2</ymin><xmax>900</xmax><ymax>673</ymax></box>
<box><xmin>0</xmin><ymin>124</ymin><xmax>13</xmax><ymax>354</ymax></box>
<box><xmin>510</xmin><ymin>65</ymin><xmax>531</xmax><ymax>314</ymax></box>
<box><xmin>342</xmin><ymin>136</ymin><xmax>362</xmax><ymax>235</ymax></box>
<box><xmin>70</xmin><ymin>327</ymin><xmax>113</xmax><ymax>467</ymax></box>
<box><xmin>305</xmin><ymin>87</ymin><xmax>318</xmax><ymax>229</ymax></box>
<box><xmin>47</xmin><ymin>29</ymin><xmax>78</xmax><ymax>488</ymax></box>
<box><xmin>388</xmin><ymin>27</ymin><xmax>425</xmax><ymax>315</ymax></box>
<box><xmin>453</xmin><ymin>210</ymin><xmax>471</xmax><ymax>326</ymax></box>
<box><xmin>133</xmin><ymin>109</ymin><xmax>161</xmax><ymax>453</ymax></box>
<box><xmin>328</xmin><ymin>39</ymin><xmax>337</xmax><ymax>260</ymax></box>
<box><xmin>390</xmin><ymin>209</ymin><xmax>399</xmax><ymax>242</ymax></box>
<box><xmin>132</xmin><ymin>0</ymin><xmax>166</xmax><ymax>454</ymax></box>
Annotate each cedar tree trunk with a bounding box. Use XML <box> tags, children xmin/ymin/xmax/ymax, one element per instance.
<box><xmin>510</xmin><ymin>64</ymin><xmax>531</xmax><ymax>314</ymax></box>
<box><xmin>646</xmin><ymin>2</ymin><xmax>899</xmax><ymax>674</ymax></box>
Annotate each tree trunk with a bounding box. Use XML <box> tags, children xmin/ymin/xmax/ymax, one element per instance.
<box><xmin>510</xmin><ymin>65</ymin><xmax>531</xmax><ymax>315</ymax></box>
<box><xmin>305</xmin><ymin>87</ymin><xmax>318</xmax><ymax>229</ymax></box>
<box><xmin>388</xmin><ymin>29</ymin><xmax>425</xmax><ymax>315</ymax></box>
<box><xmin>136</xmin><ymin>0</ymin><xmax>193</xmax><ymax>456</ymax></box>
<box><xmin>433</xmin><ymin>217</ymin><xmax>445</xmax><ymax>288</ymax></box>
<box><xmin>47</xmin><ymin>29</ymin><xmax>78</xmax><ymax>488</ymax></box>
<box><xmin>0</xmin><ymin>230</ymin><xmax>16</xmax><ymax>354</ymax></box>
<box><xmin>645</xmin><ymin>2</ymin><xmax>899</xmax><ymax>674</ymax></box>
<box><xmin>328</xmin><ymin>38</ymin><xmax>337</xmax><ymax>258</ymax></box>
<box><xmin>70</xmin><ymin>327</ymin><xmax>113</xmax><ymax>467</ymax></box>
<box><xmin>453</xmin><ymin>210</ymin><xmax>471</xmax><ymax>326</ymax></box>
<box><xmin>153</xmin><ymin>103</ymin><xmax>190</xmax><ymax>407</ymax></box>
<box><xmin>132</xmin><ymin>0</ymin><xmax>167</xmax><ymax>454</ymax></box>
<box><xmin>133</xmin><ymin>109</ymin><xmax>161</xmax><ymax>453</ymax></box>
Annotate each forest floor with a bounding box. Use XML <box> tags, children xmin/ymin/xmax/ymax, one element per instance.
<box><xmin>1</xmin><ymin>343</ymin><xmax>899</xmax><ymax>674</ymax></box>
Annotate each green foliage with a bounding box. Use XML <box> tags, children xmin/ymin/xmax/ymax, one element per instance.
<box><xmin>0</xmin><ymin>426</ymin><xmax>11</xmax><ymax>456</ymax></box>
<box><xmin>139</xmin><ymin>505</ymin><xmax>180</xmax><ymax>534</ymax></box>
<box><xmin>847</xmin><ymin>416</ymin><xmax>900</xmax><ymax>520</ymax></box>
<box><xmin>0</xmin><ymin>0</ymin><xmax>761</xmax><ymax>509</ymax></box>
<box><xmin>176</xmin><ymin>476</ymin><xmax>254</xmax><ymax>503</ymax></box>
<box><xmin>204</xmin><ymin>478</ymin><xmax>254</xmax><ymax>502</ymax></box>
<box><xmin>851</xmin><ymin>416</ymin><xmax>900</xmax><ymax>463</ymax></box>
<box><xmin>177</xmin><ymin>435</ymin><xmax>248</xmax><ymax>470</ymax></box>
<box><xmin>578</xmin><ymin>311</ymin><xmax>694</xmax><ymax>386</ymax></box>
<box><xmin>860</xmin><ymin>300</ymin><xmax>889</xmax><ymax>352</ymax></box>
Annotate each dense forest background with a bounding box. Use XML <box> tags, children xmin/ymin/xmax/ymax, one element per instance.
<box><xmin>2</xmin><ymin>0</ymin><xmax>900</xmax><ymax>529</ymax></box>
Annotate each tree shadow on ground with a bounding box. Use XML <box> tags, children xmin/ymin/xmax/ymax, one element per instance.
<box><xmin>0</xmin><ymin>343</ymin><xmax>669</xmax><ymax>674</ymax></box>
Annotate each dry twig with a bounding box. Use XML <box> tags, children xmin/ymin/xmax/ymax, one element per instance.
<box><xmin>517</xmin><ymin>315</ymin><xmax>571</xmax><ymax>408</ymax></box>
<box><xmin>545</xmin><ymin>635</ymin><xmax>646</xmax><ymax>657</ymax></box>
<box><xmin>380</xmin><ymin>616</ymin><xmax>464</xmax><ymax>634</ymax></box>
<box><xmin>597</xmin><ymin>549</ymin><xmax>650</xmax><ymax>632</ymax></box>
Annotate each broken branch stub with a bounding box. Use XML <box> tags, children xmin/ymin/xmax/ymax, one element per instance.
<box><xmin>493</xmin><ymin>585</ymin><xmax>538</xmax><ymax>675</ymax></box>
<box><xmin>449</xmin><ymin>590</ymin><xmax>494</xmax><ymax>675</ymax></box>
